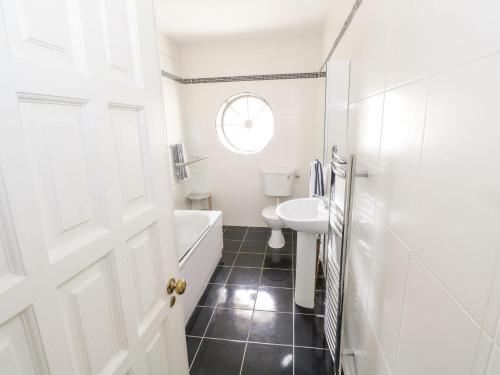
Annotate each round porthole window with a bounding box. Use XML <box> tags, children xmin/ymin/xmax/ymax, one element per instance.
<box><xmin>216</xmin><ymin>92</ymin><xmax>274</xmax><ymax>154</ymax></box>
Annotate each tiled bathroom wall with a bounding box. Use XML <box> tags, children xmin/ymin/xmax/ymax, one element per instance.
<box><xmin>328</xmin><ymin>0</ymin><xmax>500</xmax><ymax>373</ymax></box>
<box><xmin>160</xmin><ymin>36</ymin><xmax>326</xmax><ymax>225</ymax></box>
<box><xmin>158</xmin><ymin>36</ymin><xmax>190</xmax><ymax>209</ymax></box>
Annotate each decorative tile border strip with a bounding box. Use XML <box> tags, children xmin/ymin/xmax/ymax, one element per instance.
<box><xmin>162</xmin><ymin>0</ymin><xmax>361</xmax><ymax>82</ymax></box>
<box><xmin>162</xmin><ymin>71</ymin><xmax>184</xmax><ymax>83</ymax></box>
<box><xmin>320</xmin><ymin>0</ymin><xmax>364</xmax><ymax>71</ymax></box>
<box><xmin>161</xmin><ymin>70</ymin><xmax>325</xmax><ymax>84</ymax></box>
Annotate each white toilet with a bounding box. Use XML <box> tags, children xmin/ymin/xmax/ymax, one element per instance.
<box><xmin>261</xmin><ymin>167</ymin><xmax>295</xmax><ymax>248</ymax></box>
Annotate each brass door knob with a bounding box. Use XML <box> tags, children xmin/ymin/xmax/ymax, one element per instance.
<box><xmin>166</xmin><ymin>278</ymin><xmax>187</xmax><ymax>295</ymax></box>
<box><xmin>167</xmin><ymin>278</ymin><xmax>176</xmax><ymax>294</ymax></box>
<box><xmin>176</xmin><ymin>278</ymin><xmax>187</xmax><ymax>295</ymax></box>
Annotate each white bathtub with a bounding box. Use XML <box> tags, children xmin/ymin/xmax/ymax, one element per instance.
<box><xmin>174</xmin><ymin>210</ymin><xmax>223</xmax><ymax>323</ymax></box>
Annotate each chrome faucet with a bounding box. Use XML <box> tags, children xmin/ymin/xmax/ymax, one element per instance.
<box><xmin>313</xmin><ymin>194</ymin><xmax>329</xmax><ymax>209</ymax></box>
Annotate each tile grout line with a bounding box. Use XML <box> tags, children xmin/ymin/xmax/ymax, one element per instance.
<box><xmin>189</xmin><ymin>227</ymin><xmax>249</xmax><ymax>371</ymax></box>
<box><xmin>224</xmin><ymin>265</ymin><xmax>294</xmax><ymax>270</ymax></box>
<box><xmin>207</xmin><ymin>283</ymin><xmax>295</xmax><ymax>290</ymax></box>
<box><xmin>239</xmin><ymin>228</ymin><xmax>258</xmax><ymax>375</ymax></box>
<box><xmin>186</xmin><ymin>334</ymin><xmax>330</xmax><ymax>351</ymax></box>
<box><xmin>195</xmin><ymin>303</ymin><xmax>320</xmax><ymax>315</ymax></box>
<box><xmin>191</xmin><ymin>228</ymin><xmax>327</xmax><ymax>374</ymax></box>
<box><xmin>239</xmin><ymin>251</ymin><xmax>294</xmax><ymax>255</ymax></box>
<box><xmin>186</xmin><ymin>334</ymin><xmax>330</xmax><ymax>350</ymax></box>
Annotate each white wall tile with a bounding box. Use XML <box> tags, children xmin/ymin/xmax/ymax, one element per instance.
<box><xmin>337</xmin><ymin>0</ymin><xmax>500</xmax><ymax>97</ymax></box>
<box><xmin>348</xmin><ymin>213</ymin><xmax>373</xmax><ymax>311</ymax></box>
<box><xmin>356</xmin><ymin>304</ymin><xmax>392</xmax><ymax>375</ymax></box>
<box><xmin>384</xmin><ymin>0</ymin><xmax>500</xmax><ymax>89</ymax></box>
<box><xmin>321</xmin><ymin>0</ymin><xmax>356</xmax><ymax>63</ymax></box>
<box><xmin>487</xmin><ymin>345</ymin><xmax>500</xmax><ymax>375</ymax></box>
<box><xmin>344</xmin><ymin>267</ymin><xmax>373</xmax><ymax>358</ymax></box>
<box><xmin>347</xmin><ymin>94</ymin><xmax>384</xmax><ymax>172</ymax></box>
<box><xmin>181</xmin><ymin>36</ymin><xmax>322</xmax><ymax>77</ymax></box>
<box><xmin>472</xmin><ymin>332</ymin><xmax>493</xmax><ymax>375</ymax></box>
<box><xmin>345</xmin><ymin>0</ymin><xmax>389</xmax><ymax>102</ymax></box>
<box><xmin>159</xmin><ymin>36</ymin><xmax>189</xmax><ymax>209</ymax></box>
<box><xmin>326</xmin><ymin>0</ymin><xmax>500</xmax><ymax>372</ymax></box>
<box><xmin>180</xmin><ymin>67</ymin><xmax>324</xmax><ymax>225</ymax></box>
<box><xmin>325</xmin><ymin>60</ymin><xmax>350</xmax><ymax>159</ymax></box>
<box><xmin>496</xmin><ymin>324</ymin><xmax>500</xmax><ymax>348</ymax></box>
<box><xmin>346</xmin><ymin>94</ymin><xmax>384</xmax><ymax>309</ymax></box>
<box><xmin>368</xmin><ymin>217</ymin><xmax>410</xmax><ymax>372</ymax></box>
<box><xmin>377</xmin><ymin>80</ymin><xmax>428</xmax><ymax>247</ymax></box>
<box><xmin>395</xmin><ymin>258</ymin><xmax>481</xmax><ymax>375</ymax></box>
<box><xmin>483</xmin><ymin>258</ymin><xmax>500</xmax><ymax>338</ymax></box>
<box><xmin>413</xmin><ymin>54</ymin><xmax>500</xmax><ymax>322</ymax></box>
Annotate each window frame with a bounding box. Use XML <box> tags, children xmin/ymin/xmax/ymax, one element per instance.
<box><xmin>215</xmin><ymin>92</ymin><xmax>274</xmax><ymax>155</ymax></box>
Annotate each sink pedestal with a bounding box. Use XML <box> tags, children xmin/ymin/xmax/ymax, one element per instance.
<box><xmin>295</xmin><ymin>232</ymin><xmax>317</xmax><ymax>308</ymax></box>
<box><xmin>275</xmin><ymin>197</ymin><xmax>328</xmax><ymax>308</ymax></box>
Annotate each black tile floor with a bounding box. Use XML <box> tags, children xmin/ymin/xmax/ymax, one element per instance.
<box><xmin>186</xmin><ymin>226</ymin><xmax>332</xmax><ymax>375</ymax></box>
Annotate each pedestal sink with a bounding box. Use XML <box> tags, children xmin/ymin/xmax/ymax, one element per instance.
<box><xmin>276</xmin><ymin>198</ymin><xmax>329</xmax><ymax>308</ymax></box>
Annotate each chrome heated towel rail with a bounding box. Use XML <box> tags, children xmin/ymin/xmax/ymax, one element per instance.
<box><xmin>325</xmin><ymin>146</ymin><xmax>365</xmax><ymax>375</ymax></box>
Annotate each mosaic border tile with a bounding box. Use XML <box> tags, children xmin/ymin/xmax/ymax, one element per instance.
<box><xmin>161</xmin><ymin>70</ymin><xmax>326</xmax><ymax>84</ymax></box>
<box><xmin>162</xmin><ymin>1</ymin><xmax>362</xmax><ymax>81</ymax></box>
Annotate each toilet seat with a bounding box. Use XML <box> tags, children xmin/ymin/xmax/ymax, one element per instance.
<box><xmin>262</xmin><ymin>205</ymin><xmax>283</xmax><ymax>227</ymax></box>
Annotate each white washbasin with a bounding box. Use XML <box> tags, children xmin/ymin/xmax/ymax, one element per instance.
<box><xmin>276</xmin><ymin>197</ymin><xmax>329</xmax><ymax>308</ymax></box>
<box><xmin>276</xmin><ymin>198</ymin><xmax>329</xmax><ymax>235</ymax></box>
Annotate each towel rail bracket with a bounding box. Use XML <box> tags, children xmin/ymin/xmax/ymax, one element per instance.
<box><xmin>174</xmin><ymin>154</ymin><xmax>209</xmax><ymax>167</ymax></box>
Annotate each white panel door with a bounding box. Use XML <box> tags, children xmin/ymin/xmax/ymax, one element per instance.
<box><xmin>0</xmin><ymin>0</ymin><xmax>189</xmax><ymax>374</ymax></box>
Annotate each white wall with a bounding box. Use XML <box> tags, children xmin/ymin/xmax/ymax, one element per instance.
<box><xmin>326</xmin><ymin>0</ymin><xmax>500</xmax><ymax>374</ymax></box>
<box><xmin>324</xmin><ymin>59</ymin><xmax>350</xmax><ymax>163</ymax></box>
<box><xmin>178</xmin><ymin>37</ymin><xmax>325</xmax><ymax>226</ymax></box>
<box><xmin>181</xmin><ymin>36</ymin><xmax>323</xmax><ymax>77</ymax></box>
<box><xmin>319</xmin><ymin>0</ymin><xmax>354</xmax><ymax>65</ymax></box>
<box><xmin>158</xmin><ymin>35</ymin><xmax>190</xmax><ymax>209</ymax></box>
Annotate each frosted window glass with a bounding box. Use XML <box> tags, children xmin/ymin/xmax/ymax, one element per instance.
<box><xmin>216</xmin><ymin>93</ymin><xmax>274</xmax><ymax>154</ymax></box>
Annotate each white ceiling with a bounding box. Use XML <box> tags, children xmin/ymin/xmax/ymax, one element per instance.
<box><xmin>155</xmin><ymin>0</ymin><xmax>331</xmax><ymax>43</ymax></box>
